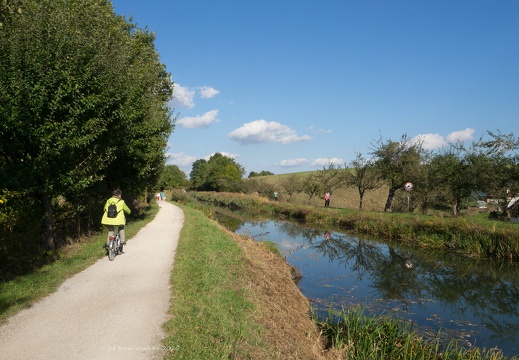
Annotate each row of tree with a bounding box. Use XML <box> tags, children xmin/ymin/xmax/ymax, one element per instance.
<box><xmin>0</xmin><ymin>0</ymin><xmax>175</xmax><ymax>261</ymax></box>
<box><xmin>278</xmin><ymin>131</ymin><xmax>519</xmax><ymax>217</ymax></box>
<box><xmin>178</xmin><ymin>131</ymin><xmax>518</xmax><ymax>218</ymax></box>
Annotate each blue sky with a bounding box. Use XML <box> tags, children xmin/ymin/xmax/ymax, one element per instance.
<box><xmin>111</xmin><ymin>0</ymin><xmax>519</xmax><ymax>177</ymax></box>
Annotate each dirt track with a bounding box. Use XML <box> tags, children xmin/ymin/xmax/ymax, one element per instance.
<box><xmin>0</xmin><ymin>201</ymin><xmax>184</xmax><ymax>360</ymax></box>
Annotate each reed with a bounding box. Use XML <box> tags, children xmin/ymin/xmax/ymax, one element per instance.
<box><xmin>315</xmin><ymin>306</ymin><xmax>514</xmax><ymax>360</ymax></box>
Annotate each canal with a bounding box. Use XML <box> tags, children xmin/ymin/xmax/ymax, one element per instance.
<box><xmin>216</xmin><ymin>211</ymin><xmax>519</xmax><ymax>357</ymax></box>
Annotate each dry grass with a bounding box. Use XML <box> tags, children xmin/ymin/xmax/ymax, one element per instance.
<box><xmin>233</xmin><ymin>233</ymin><xmax>343</xmax><ymax>359</ymax></box>
<box><xmin>252</xmin><ymin>173</ymin><xmax>388</xmax><ymax>212</ymax></box>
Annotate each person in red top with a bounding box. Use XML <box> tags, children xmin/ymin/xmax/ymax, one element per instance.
<box><xmin>324</xmin><ymin>192</ymin><xmax>331</xmax><ymax>207</ymax></box>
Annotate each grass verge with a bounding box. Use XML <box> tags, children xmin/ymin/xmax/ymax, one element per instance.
<box><xmin>162</xmin><ymin>204</ymin><xmax>333</xmax><ymax>359</ymax></box>
<box><xmin>0</xmin><ymin>201</ymin><xmax>159</xmax><ymax>324</ymax></box>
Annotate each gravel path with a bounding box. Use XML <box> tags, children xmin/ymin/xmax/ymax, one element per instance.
<box><xmin>0</xmin><ymin>201</ymin><xmax>184</xmax><ymax>360</ymax></box>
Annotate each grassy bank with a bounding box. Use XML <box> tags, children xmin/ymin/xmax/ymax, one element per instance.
<box><xmin>177</xmin><ymin>191</ymin><xmax>519</xmax><ymax>261</ymax></box>
<box><xmin>0</xmin><ymin>201</ymin><xmax>159</xmax><ymax>324</ymax></box>
<box><xmin>162</xmin><ymin>204</ymin><xmax>331</xmax><ymax>359</ymax></box>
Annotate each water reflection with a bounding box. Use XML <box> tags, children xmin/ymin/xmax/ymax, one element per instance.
<box><xmin>216</xmin><ymin>212</ymin><xmax>519</xmax><ymax>356</ymax></box>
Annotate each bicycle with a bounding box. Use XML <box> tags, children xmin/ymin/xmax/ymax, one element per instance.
<box><xmin>107</xmin><ymin>227</ymin><xmax>123</xmax><ymax>261</ymax></box>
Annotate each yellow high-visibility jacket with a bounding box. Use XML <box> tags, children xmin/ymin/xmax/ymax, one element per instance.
<box><xmin>101</xmin><ymin>196</ymin><xmax>131</xmax><ymax>226</ymax></box>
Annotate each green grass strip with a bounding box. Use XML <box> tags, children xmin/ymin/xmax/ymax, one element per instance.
<box><xmin>163</xmin><ymin>205</ymin><xmax>265</xmax><ymax>359</ymax></box>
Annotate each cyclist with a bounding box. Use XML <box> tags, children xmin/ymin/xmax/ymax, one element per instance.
<box><xmin>101</xmin><ymin>189</ymin><xmax>131</xmax><ymax>248</ymax></box>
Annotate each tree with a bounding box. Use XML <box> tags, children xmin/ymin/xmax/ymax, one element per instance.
<box><xmin>189</xmin><ymin>153</ymin><xmax>245</xmax><ymax>191</ymax></box>
<box><xmin>189</xmin><ymin>159</ymin><xmax>208</xmax><ymax>190</ymax></box>
<box><xmin>345</xmin><ymin>153</ymin><xmax>382</xmax><ymax>210</ymax></box>
<box><xmin>279</xmin><ymin>174</ymin><xmax>302</xmax><ymax>202</ymax></box>
<box><xmin>429</xmin><ymin>144</ymin><xmax>488</xmax><ymax>216</ymax></box>
<box><xmin>157</xmin><ymin>165</ymin><xmax>188</xmax><ymax>190</ymax></box>
<box><xmin>302</xmin><ymin>172</ymin><xmax>322</xmax><ymax>204</ymax></box>
<box><xmin>370</xmin><ymin>135</ymin><xmax>423</xmax><ymax>212</ymax></box>
<box><xmin>476</xmin><ymin>130</ymin><xmax>519</xmax><ymax>218</ymax></box>
<box><xmin>248</xmin><ymin>170</ymin><xmax>274</xmax><ymax>178</ymax></box>
<box><xmin>316</xmin><ymin>162</ymin><xmax>346</xmax><ymax>197</ymax></box>
<box><xmin>0</xmin><ymin>0</ymin><xmax>173</xmax><ymax>251</ymax></box>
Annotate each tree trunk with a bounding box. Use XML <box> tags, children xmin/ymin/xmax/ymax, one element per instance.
<box><xmin>359</xmin><ymin>189</ymin><xmax>365</xmax><ymax>210</ymax></box>
<box><xmin>384</xmin><ymin>187</ymin><xmax>396</xmax><ymax>212</ymax></box>
<box><xmin>41</xmin><ymin>191</ymin><xmax>55</xmax><ymax>253</ymax></box>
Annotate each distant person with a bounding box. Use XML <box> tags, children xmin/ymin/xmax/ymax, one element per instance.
<box><xmin>274</xmin><ymin>191</ymin><xmax>278</xmax><ymax>201</ymax></box>
<box><xmin>160</xmin><ymin>191</ymin><xmax>165</xmax><ymax>201</ymax></box>
<box><xmin>324</xmin><ymin>192</ymin><xmax>331</xmax><ymax>207</ymax></box>
<box><xmin>101</xmin><ymin>189</ymin><xmax>131</xmax><ymax>246</ymax></box>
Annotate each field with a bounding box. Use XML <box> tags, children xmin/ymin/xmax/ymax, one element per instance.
<box><xmin>249</xmin><ymin>172</ymin><xmax>396</xmax><ymax>212</ymax></box>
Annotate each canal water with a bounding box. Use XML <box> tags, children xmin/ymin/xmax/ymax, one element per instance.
<box><xmin>216</xmin><ymin>212</ymin><xmax>519</xmax><ymax>357</ymax></box>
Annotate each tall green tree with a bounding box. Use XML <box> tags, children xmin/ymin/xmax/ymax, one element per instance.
<box><xmin>0</xmin><ymin>0</ymin><xmax>173</xmax><ymax>250</ymax></box>
<box><xmin>189</xmin><ymin>153</ymin><xmax>245</xmax><ymax>192</ymax></box>
<box><xmin>158</xmin><ymin>165</ymin><xmax>188</xmax><ymax>190</ymax></box>
<box><xmin>189</xmin><ymin>159</ymin><xmax>208</xmax><ymax>190</ymax></box>
<box><xmin>204</xmin><ymin>153</ymin><xmax>245</xmax><ymax>192</ymax></box>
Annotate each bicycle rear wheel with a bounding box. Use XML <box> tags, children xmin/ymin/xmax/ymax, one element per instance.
<box><xmin>108</xmin><ymin>240</ymin><xmax>116</xmax><ymax>261</ymax></box>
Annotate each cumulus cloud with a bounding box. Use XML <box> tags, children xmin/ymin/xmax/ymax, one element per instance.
<box><xmin>280</xmin><ymin>158</ymin><xmax>309</xmax><ymax>167</ymax></box>
<box><xmin>199</xmin><ymin>86</ymin><xmax>220</xmax><ymax>99</ymax></box>
<box><xmin>177</xmin><ymin>110</ymin><xmax>219</xmax><ymax>128</ymax></box>
<box><xmin>413</xmin><ymin>128</ymin><xmax>475</xmax><ymax>150</ymax></box>
<box><xmin>310</xmin><ymin>157</ymin><xmax>344</xmax><ymax>167</ymax></box>
<box><xmin>446</xmin><ymin>128</ymin><xmax>475</xmax><ymax>143</ymax></box>
<box><xmin>229</xmin><ymin>119</ymin><xmax>312</xmax><ymax>145</ymax></box>
<box><xmin>413</xmin><ymin>133</ymin><xmax>448</xmax><ymax>150</ymax></box>
<box><xmin>166</xmin><ymin>152</ymin><xmax>198</xmax><ymax>167</ymax></box>
<box><xmin>171</xmin><ymin>84</ymin><xmax>195</xmax><ymax>109</ymax></box>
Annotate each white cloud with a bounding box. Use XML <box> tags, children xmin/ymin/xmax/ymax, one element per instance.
<box><xmin>199</xmin><ymin>86</ymin><xmax>220</xmax><ymax>99</ymax></box>
<box><xmin>446</xmin><ymin>128</ymin><xmax>475</xmax><ymax>143</ymax></box>
<box><xmin>413</xmin><ymin>128</ymin><xmax>475</xmax><ymax>150</ymax></box>
<box><xmin>413</xmin><ymin>133</ymin><xmax>448</xmax><ymax>150</ymax></box>
<box><xmin>166</xmin><ymin>152</ymin><xmax>197</xmax><ymax>167</ymax></box>
<box><xmin>170</xmin><ymin>84</ymin><xmax>195</xmax><ymax>109</ymax></box>
<box><xmin>310</xmin><ymin>157</ymin><xmax>344</xmax><ymax>167</ymax></box>
<box><xmin>280</xmin><ymin>158</ymin><xmax>309</xmax><ymax>167</ymax></box>
<box><xmin>177</xmin><ymin>110</ymin><xmax>219</xmax><ymax>128</ymax></box>
<box><xmin>228</xmin><ymin>119</ymin><xmax>312</xmax><ymax>145</ymax></box>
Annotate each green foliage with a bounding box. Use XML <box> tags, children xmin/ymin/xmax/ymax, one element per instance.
<box><xmin>370</xmin><ymin>135</ymin><xmax>424</xmax><ymax>211</ymax></box>
<box><xmin>0</xmin><ymin>0</ymin><xmax>173</xmax><ymax>264</ymax></box>
<box><xmin>189</xmin><ymin>153</ymin><xmax>245</xmax><ymax>192</ymax></box>
<box><xmin>248</xmin><ymin>170</ymin><xmax>274</xmax><ymax>177</ymax></box>
<box><xmin>157</xmin><ymin>165</ymin><xmax>188</xmax><ymax>190</ymax></box>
